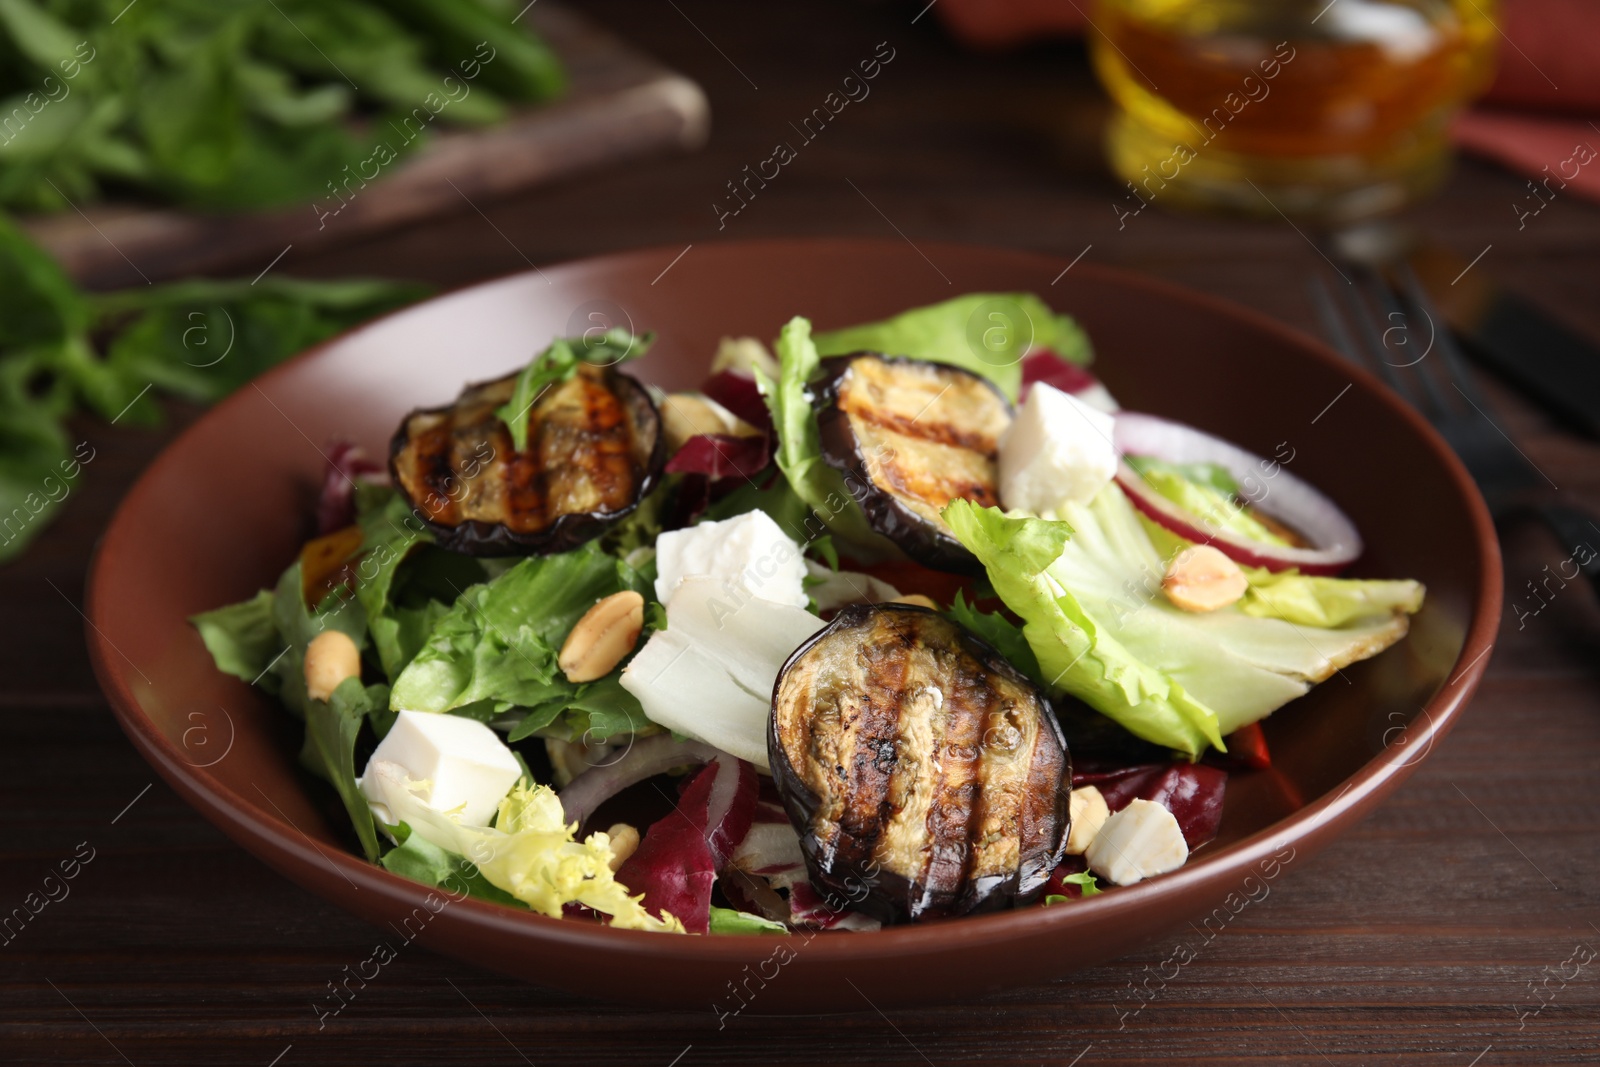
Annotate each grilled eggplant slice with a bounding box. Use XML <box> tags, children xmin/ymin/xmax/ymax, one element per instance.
<box><xmin>815</xmin><ymin>353</ymin><xmax>1012</xmax><ymax>573</ymax></box>
<box><xmin>769</xmin><ymin>604</ymin><xmax>1070</xmax><ymax>923</ymax></box>
<box><xmin>390</xmin><ymin>364</ymin><xmax>664</xmax><ymax>555</ymax></box>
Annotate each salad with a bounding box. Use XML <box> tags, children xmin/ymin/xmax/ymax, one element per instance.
<box><xmin>193</xmin><ymin>292</ymin><xmax>1425</xmax><ymax>934</ymax></box>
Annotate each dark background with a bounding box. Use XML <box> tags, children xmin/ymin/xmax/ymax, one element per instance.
<box><xmin>5</xmin><ymin>1</ymin><xmax>1600</xmax><ymax>1063</ymax></box>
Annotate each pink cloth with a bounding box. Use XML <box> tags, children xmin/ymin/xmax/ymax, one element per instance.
<box><xmin>1456</xmin><ymin>0</ymin><xmax>1600</xmax><ymax>202</ymax></box>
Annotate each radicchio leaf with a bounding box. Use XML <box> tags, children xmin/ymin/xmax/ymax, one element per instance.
<box><xmin>1073</xmin><ymin>762</ymin><xmax>1229</xmax><ymax>850</ymax></box>
<box><xmin>701</xmin><ymin>370</ymin><xmax>772</xmax><ymax>430</ymax></box>
<box><xmin>316</xmin><ymin>440</ymin><xmax>384</xmax><ymax>534</ymax></box>
<box><xmin>664</xmin><ymin>433</ymin><xmax>771</xmax><ymax>481</ymax></box>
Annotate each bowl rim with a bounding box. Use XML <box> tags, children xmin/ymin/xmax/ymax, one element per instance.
<box><xmin>85</xmin><ymin>236</ymin><xmax>1503</xmax><ymax>964</ymax></box>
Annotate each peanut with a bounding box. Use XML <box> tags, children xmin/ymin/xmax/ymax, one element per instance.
<box><xmin>606</xmin><ymin>822</ymin><xmax>640</xmax><ymax>871</ymax></box>
<box><xmin>1162</xmin><ymin>544</ymin><xmax>1248</xmax><ymax>613</ymax></box>
<box><xmin>1065</xmin><ymin>785</ymin><xmax>1110</xmax><ymax>855</ymax></box>
<box><xmin>890</xmin><ymin>593</ymin><xmax>939</xmax><ymax>610</ymax></box>
<box><xmin>304</xmin><ymin>630</ymin><xmax>360</xmax><ymax>702</ymax></box>
<box><xmin>559</xmin><ymin>591</ymin><xmax>645</xmax><ymax>683</ymax></box>
<box><xmin>660</xmin><ymin>393</ymin><xmax>760</xmax><ymax>452</ymax></box>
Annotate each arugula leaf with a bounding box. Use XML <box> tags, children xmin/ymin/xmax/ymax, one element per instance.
<box><xmin>0</xmin><ymin>0</ymin><xmax>566</xmax><ymax>212</ymax></box>
<box><xmin>495</xmin><ymin>329</ymin><xmax>652</xmax><ymax>452</ymax></box>
<box><xmin>0</xmin><ymin>217</ymin><xmax>426</xmax><ymax>566</ymax></box>
<box><xmin>300</xmin><ymin>676</ymin><xmax>384</xmax><ymax>862</ymax></box>
<box><xmin>0</xmin><ymin>212</ymin><xmax>88</xmax><ymax>347</ymax></box>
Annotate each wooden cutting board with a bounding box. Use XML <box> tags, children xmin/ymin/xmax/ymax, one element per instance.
<box><xmin>21</xmin><ymin>4</ymin><xmax>709</xmax><ymax>289</ymax></box>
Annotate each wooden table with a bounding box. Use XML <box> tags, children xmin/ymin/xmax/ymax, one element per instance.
<box><xmin>6</xmin><ymin>2</ymin><xmax>1599</xmax><ymax>1063</ymax></box>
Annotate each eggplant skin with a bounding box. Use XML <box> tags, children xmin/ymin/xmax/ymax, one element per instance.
<box><xmin>769</xmin><ymin>604</ymin><xmax>1070</xmax><ymax>924</ymax></box>
<box><xmin>815</xmin><ymin>353</ymin><xmax>1013</xmax><ymax>574</ymax></box>
<box><xmin>389</xmin><ymin>364</ymin><xmax>664</xmax><ymax>556</ymax></box>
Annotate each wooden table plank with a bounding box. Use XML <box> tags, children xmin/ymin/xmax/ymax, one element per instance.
<box><xmin>4</xmin><ymin>1</ymin><xmax>1599</xmax><ymax>1063</ymax></box>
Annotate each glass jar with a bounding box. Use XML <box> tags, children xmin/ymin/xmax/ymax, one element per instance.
<box><xmin>1090</xmin><ymin>0</ymin><xmax>1499</xmax><ymax>223</ymax></box>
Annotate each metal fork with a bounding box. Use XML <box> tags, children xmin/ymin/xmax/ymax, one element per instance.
<box><xmin>1310</xmin><ymin>262</ymin><xmax>1600</xmax><ymax>596</ymax></box>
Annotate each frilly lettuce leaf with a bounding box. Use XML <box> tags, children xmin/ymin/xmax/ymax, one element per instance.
<box><xmin>945</xmin><ymin>485</ymin><xmax>1423</xmax><ymax>754</ymax></box>
<box><xmin>811</xmin><ymin>292</ymin><xmax>1091</xmax><ymax>402</ymax></box>
<box><xmin>389</xmin><ymin>542</ymin><xmax>651</xmax><ymax>741</ymax></box>
<box><xmin>191</xmin><ymin>589</ymin><xmax>279</xmax><ymax>683</ymax></box>
<box><xmin>361</xmin><ymin>762</ymin><xmax>683</xmax><ymax>932</ymax></box>
<box><xmin>1240</xmin><ymin>568</ymin><xmax>1425</xmax><ymax>628</ymax></box>
<box><xmin>943</xmin><ymin>495</ymin><xmax>1225</xmax><ymax>757</ymax></box>
<box><xmin>944</xmin><ymin>589</ymin><xmax>1043</xmax><ymax>688</ymax></box>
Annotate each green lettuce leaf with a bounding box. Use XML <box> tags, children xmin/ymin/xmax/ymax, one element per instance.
<box><xmin>708</xmin><ymin>906</ymin><xmax>789</xmax><ymax>934</ymax></box>
<box><xmin>389</xmin><ymin>542</ymin><xmax>651</xmax><ymax>741</ymax></box>
<box><xmin>495</xmin><ymin>328</ymin><xmax>652</xmax><ymax>452</ymax></box>
<box><xmin>812</xmin><ymin>292</ymin><xmax>1092</xmax><ymax>402</ymax></box>
<box><xmin>378</xmin><ymin>822</ymin><xmax>526</xmax><ymax>909</ymax></box>
<box><xmin>190</xmin><ymin>589</ymin><xmax>279</xmax><ymax>683</ymax></box>
<box><xmin>350</xmin><ymin>487</ymin><xmax>488</xmax><ymax>682</ymax></box>
<box><xmin>757</xmin><ymin>316</ymin><xmax>894</xmax><ymax>554</ymax></box>
<box><xmin>1125</xmin><ymin>455</ymin><xmax>1289</xmax><ymax>548</ymax></box>
<box><xmin>269</xmin><ymin>560</ymin><xmax>369</xmax><ymax>721</ymax></box>
<box><xmin>945</xmin><ymin>590</ymin><xmax>1043</xmax><ymax>688</ymax></box>
<box><xmin>944</xmin><ymin>496</ymin><xmax>1225</xmax><ymax>757</ymax></box>
<box><xmin>945</xmin><ymin>486</ymin><xmax>1423</xmax><ymax>754</ymax></box>
<box><xmin>1240</xmin><ymin>568</ymin><xmax>1425</xmax><ymax>628</ymax></box>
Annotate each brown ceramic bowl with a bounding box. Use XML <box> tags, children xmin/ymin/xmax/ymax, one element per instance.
<box><xmin>86</xmin><ymin>238</ymin><xmax>1500</xmax><ymax>1011</ymax></box>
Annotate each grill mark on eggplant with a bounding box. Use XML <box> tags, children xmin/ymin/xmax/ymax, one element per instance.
<box><xmin>830</xmin><ymin>630</ymin><xmax>913</xmax><ymax>873</ymax></box>
<box><xmin>771</xmin><ymin>605</ymin><xmax>1071</xmax><ymax>923</ymax></box>
<box><xmin>389</xmin><ymin>363</ymin><xmax>663</xmax><ymax>555</ymax></box>
<box><xmin>412</xmin><ymin>420</ymin><xmax>460</xmax><ymax>525</ymax></box>
<box><xmin>915</xmin><ymin>653</ymin><xmax>985</xmax><ymax>914</ymax></box>
<box><xmin>813</xmin><ymin>354</ymin><xmax>1012</xmax><ymax>573</ymax></box>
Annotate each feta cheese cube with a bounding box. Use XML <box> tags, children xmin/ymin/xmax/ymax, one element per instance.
<box><xmin>358</xmin><ymin>710</ymin><xmax>521</xmax><ymax>829</ymax></box>
<box><xmin>999</xmin><ymin>382</ymin><xmax>1118</xmax><ymax>513</ymax></box>
<box><xmin>1085</xmin><ymin>797</ymin><xmax>1189</xmax><ymax>886</ymax></box>
<box><xmin>652</xmin><ymin>509</ymin><xmax>809</xmax><ymax>609</ymax></box>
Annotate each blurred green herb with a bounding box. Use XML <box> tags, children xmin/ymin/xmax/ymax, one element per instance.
<box><xmin>0</xmin><ymin>0</ymin><xmax>564</xmax><ymax>212</ymax></box>
<box><xmin>0</xmin><ymin>213</ymin><xmax>428</xmax><ymax>562</ymax></box>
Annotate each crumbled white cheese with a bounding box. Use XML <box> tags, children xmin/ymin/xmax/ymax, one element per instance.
<box><xmin>621</xmin><ymin>577</ymin><xmax>824</xmax><ymax>769</ymax></box>
<box><xmin>999</xmin><ymin>382</ymin><xmax>1118</xmax><ymax>513</ymax></box>
<box><xmin>357</xmin><ymin>710</ymin><xmax>521</xmax><ymax>830</ymax></box>
<box><xmin>653</xmin><ymin>509</ymin><xmax>809</xmax><ymax>609</ymax></box>
<box><xmin>1085</xmin><ymin>797</ymin><xmax>1189</xmax><ymax>886</ymax></box>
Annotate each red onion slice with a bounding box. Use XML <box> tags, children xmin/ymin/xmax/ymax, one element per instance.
<box><xmin>1112</xmin><ymin>412</ymin><xmax>1361</xmax><ymax>575</ymax></box>
<box><xmin>558</xmin><ymin>734</ymin><xmax>719</xmax><ymax>830</ymax></box>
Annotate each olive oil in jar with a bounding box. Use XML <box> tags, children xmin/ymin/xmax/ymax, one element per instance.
<box><xmin>1091</xmin><ymin>0</ymin><xmax>1498</xmax><ymax>223</ymax></box>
